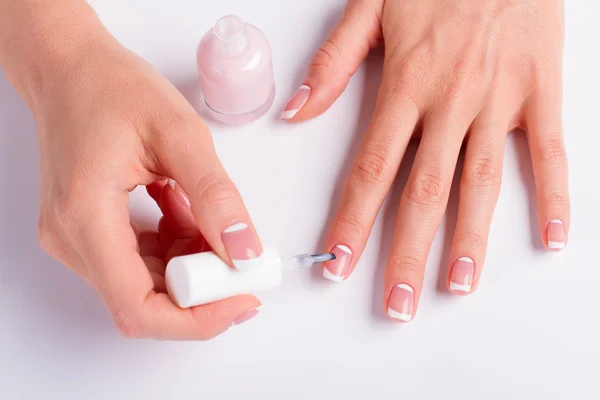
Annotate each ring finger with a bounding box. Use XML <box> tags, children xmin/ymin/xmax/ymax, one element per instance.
<box><xmin>384</xmin><ymin>106</ymin><xmax>473</xmax><ymax>322</ymax></box>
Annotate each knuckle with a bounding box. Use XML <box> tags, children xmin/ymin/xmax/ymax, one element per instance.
<box><xmin>404</xmin><ymin>170</ymin><xmax>447</xmax><ymax>207</ymax></box>
<box><xmin>311</xmin><ymin>39</ymin><xmax>341</xmax><ymax>72</ymax></box>
<box><xmin>394</xmin><ymin>62</ymin><xmax>419</xmax><ymax>86</ymax></box>
<box><xmin>529</xmin><ymin>62</ymin><xmax>557</xmax><ymax>92</ymax></box>
<box><xmin>464</xmin><ymin>156</ymin><xmax>499</xmax><ymax>188</ymax></box>
<box><xmin>334</xmin><ymin>211</ymin><xmax>367</xmax><ymax>239</ymax></box>
<box><xmin>454</xmin><ymin>230</ymin><xmax>487</xmax><ymax>250</ymax></box>
<box><xmin>538</xmin><ymin>137</ymin><xmax>566</xmax><ymax>164</ymax></box>
<box><xmin>351</xmin><ymin>151</ymin><xmax>390</xmax><ymax>187</ymax></box>
<box><xmin>388</xmin><ymin>255</ymin><xmax>422</xmax><ymax>276</ymax></box>
<box><xmin>389</xmin><ymin>63</ymin><xmax>422</xmax><ymax>97</ymax></box>
<box><xmin>194</xmin><ymin>171</ymin><xmax>239</xmax><ymax>208</ymax></box>
<box><xmin>112</xmin><ymin>308</ymin><xmax>145</xmax><ymax>339</ymax></box>
<box><xmin>544</xmin><ymin>188</ymin><xmax>569</xmax><ymax>206</ymax></box>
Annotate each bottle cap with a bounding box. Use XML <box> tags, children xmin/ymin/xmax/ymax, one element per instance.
<box><xmin>166</xmin><ymin>247</ymin><xmax>282</xmax><ymax>308</ymax></box>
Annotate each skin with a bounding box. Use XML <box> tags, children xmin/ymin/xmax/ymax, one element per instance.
<box><xmin>0</xmin><ymin>0</ymin><xmax>261</xmax><ymax>339</ymax></box>
<box><xmin>0</xmin><ymin>0</ymin><xmax>569</xmax><ymax>338</ymax></box>
<box><xmin>287</xmin><ymin>0</ymin><xmax>569</xmax><ymax>319</ymax></box>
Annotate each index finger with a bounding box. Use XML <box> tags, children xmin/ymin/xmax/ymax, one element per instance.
<box><xmin>322</xmin><ymin>76</ymin><xmax>420</xmax><ymax>282</ymax></box>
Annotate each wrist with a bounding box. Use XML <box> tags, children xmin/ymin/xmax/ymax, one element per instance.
<box><xmin>0</xmin><ymin>0</ymin><xmax>110</xmax><ymax>113</ymax></box>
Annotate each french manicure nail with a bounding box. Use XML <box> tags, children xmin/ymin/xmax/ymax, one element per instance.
<box><xmin>322</xmin><ymin>245</ymin><xmax>352</xmax><ymax>282</ymax></box>
<box><xmin>387</xmin><ymin>284</ymin><xmax>415</xmax><ymax>322</ymax></box>
<box><xmin>221</xmin><ymin>223</ymin><xmax>263</xmax><ymax>271</ymax></box>
<box><xmin>449</xmin><ymin>257</ymin><xmax>475</xmax><ymax>293</ymax></box>
<box><xmin>547</xmin><ymin>219</ymin><xmax>566</xmax><ymax>250</ymax></box>
<box><xmin>281</xmin><ymin>85</ymin><xmax>311</xmax><ymax>120</ymax></box>
<box><xmin>168</xmin><ymin>179</ymin><xmax>190</xmax><ymax>207</ymax></box>
<box><xmin>232</xmin><ymin>305</ymin><xmax>262</xmax><ymax>326</ymax></box>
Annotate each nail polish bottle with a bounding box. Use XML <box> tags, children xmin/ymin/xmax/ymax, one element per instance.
<box><xmin>165</xmin><ymin>249</ymin><xmax>335</xmax><ymax>308</ymax></box>
<box><xmin>196</xmin><ymin>15</ymin><xmax>276</xmax><ymax>125</ymax></box>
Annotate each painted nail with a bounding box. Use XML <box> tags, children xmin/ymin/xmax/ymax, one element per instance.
<box><xmin>167</xmin><ymin>179</ymin><xmax>190</xmax><ymax>207</ymax></box>
<box><xmin>232</xmin><ymin>305</ymin><xmax>262</xmax><ymax>326</ymax></box>
<box><xmin>547</xmin><ymin>219</ymin><xmax>566</xmax><ymax>250</ymax></box>
<box><xmin>281</xmin><ymin>85</ymin><xmax>311</xmax><ymax>120</ymax></box>
<box><xmin>322</xmin><ymin>245</ymin><xmax>352</xmax><ymax>282</ymax></box>
<box><xmin>387</xmin><ymin>284</ymin><xmax>415</xmax><ymax>322</ymax></box>
<box><xmin>449</xmin><ymin>257</ymin><xmax>475</xmax><ymax>293</ymax></box>
<box><xmin>221</xmin><ymin>223</ymin><xmax>263</xmax><ymax>271</ymax></box>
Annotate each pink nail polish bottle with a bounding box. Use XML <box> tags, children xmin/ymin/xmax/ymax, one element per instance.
<box><xmin>197</xmin><ymin>15</ymin><xmax>276</xmax><ymax>125</ymax></box>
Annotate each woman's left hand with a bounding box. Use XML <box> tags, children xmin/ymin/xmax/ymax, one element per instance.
<box><xmin>282</xmin><ymin>0</ymin><xmax>569</xmax><ymax>321</ymax></box>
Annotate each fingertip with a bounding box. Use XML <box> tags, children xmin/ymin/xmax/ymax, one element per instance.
<box><xmin>545</xmin><ymin>219</ymin><xmax>567</xmax><ymax>251</ymax></box>
<box><xmin>140</xmin><ymin>292</ymin><xmax>261</xmax><ymax>340</ymax></box>
<box><xmin>190</xmin><ymin>294</ymin><xmax>262</xmax><ymax>330</ymax></box>
<box><xmin>322</xmin><ymin>244</ymin><xmax>353</xmax><ymax>282</ymax></box>
<box><xmin>146</xmin><ymin>180</ymin><xmax>168</xmax><ymax>204</ymax></box>
<box><xmin>281</xmin><ymin>84</ymin><xmax>312</xmax><ymax>121</ymax></box>
<box><xmin>447</xmin><ymin>256</ymin><xmax>476</xmax><ymax>296</ymax></box>
<box><xmin>281</xmin><ymin>0</ymin><xmax>379</xmax><ymax>123</ymax></box>
<box><xmin>386</xmin><ymin>283</ymin><xmax>416</xmax><ymax>322</ymax></box>
<box><xmin>159</xmin><ymin>181</ymin><xmax>197</xmax><ymax>235</ymax></box>
<box><xmin>162</xmin><ymin>180</ymin><xmax>190</xmax><ymax>209</ymax></box>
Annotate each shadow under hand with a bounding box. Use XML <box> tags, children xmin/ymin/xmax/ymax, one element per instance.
<box><xmin>0</xmin><ymin>73</ymin><xmax>113</xmax><ymax>348</ymax></box>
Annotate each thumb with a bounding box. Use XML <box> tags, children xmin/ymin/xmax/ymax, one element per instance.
<box><xmin>155</xmin><ymin>117</ymin><xmax>265</xmax><ymax>272</ymax></box>
<box><xmin>76</xmin><ymin>192</ymin><xmax>260</xmax><ymax>340</ymax></box>
<box><xmin>281</xmin><ymin>0</ymin><xmax>382</xmax><ymax>122</ymax></box>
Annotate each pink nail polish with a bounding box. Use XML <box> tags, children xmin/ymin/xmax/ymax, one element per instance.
<box><xmin>197</xmin><ymin>15</ymin><xmax>275</xmax><ymax>125</ymax></box>
<box><xmin>232</xmin><ymin>306</ymin><xmax>261</xmax><ymax>326</ymax></box>
<box><xmin>547</xmin><ymin>219</ymin><xmax>566</xmax><ymax>250</ymax></box>
<box><xmin>449</xmin><ymin>257</ymin><xmax>475</xmax><ymax>293</ymax></box>
<box><xmin>281</xmin><ymin>85</ymin><xmax>311</xmax><ymax>120</ymax></box>
<box><xmin>221</xmin><ymin>223</ymin><xmax>263</xmax><ymax>270</ymax></box>
<box><xmin>387</xmin><ymin>284</ymin><xmax>415</xmax><ymax>322</ymax></box>
<box><xmin>322</xmin><ymin>245</ymin><xmax>352</xmax><ymax>282</ymax></box>
<box><xmin>168</xmin><ymin>179</ymin><xmax>190</xmax><ymax>207</ymax></box>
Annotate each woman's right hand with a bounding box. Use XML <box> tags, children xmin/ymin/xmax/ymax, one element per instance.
<box><xmin>24</xmin><ymin>8</ymin><xmax>263</xmax><ymax>340</ymax></box>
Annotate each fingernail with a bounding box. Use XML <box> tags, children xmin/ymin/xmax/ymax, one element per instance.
<box><xmin>387</xmin><ymin>284</ymin><xmax>415</xmax><ymax>322</ymax></box>
<box><xmin>281</xmin><ymin>85</ymin><xmax>311</xmax><ymax>120</ymax></box>
<box><xmin>167</xmin><ymin>179</ymin><xmax>190</xmax><ymax>207</ymax></box>
<box><xmin>221</xmin><ymin>223</ymin><xmax>263</xmax><ymax>271</ymax></box>
<box><xmin>547</xmin><ymin>219</ymin><xmax>566</xmax><ymax>250</ymax></box>
<box><xmin>449</xmin><ymin>257</ymin><xmax>475</xmax><ymax>293</ymax></box>
<box><xmin>232</xmin><ymin>305</ymin><xmax>262</xmax><ymax>326</ymax></box>
<box><xmin>322</xmin><ymin>244</ymin><xmax>352</xmax><ymax>282</ymax></box>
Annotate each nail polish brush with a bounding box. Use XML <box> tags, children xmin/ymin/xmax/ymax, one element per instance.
<box><xmin>165</xmin><ymin>248</ymin><xmax>335</xmax><ymax>308</ymax></box>
<box><xmin>290</xmin><ymin>252</ymin><xmax>336</xmax><ymax>268</ymax></box>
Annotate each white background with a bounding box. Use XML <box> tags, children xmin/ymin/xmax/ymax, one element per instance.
<box><xmin>1</xmin><ymin>0</ymin><xmax>599</xmax><ymax>399</ymax></box>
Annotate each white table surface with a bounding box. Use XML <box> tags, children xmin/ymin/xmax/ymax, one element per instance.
<box><xmin>1</xmin><ymin>1</ymin><xmax>599</xmax><ymax>399</ymax></box>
